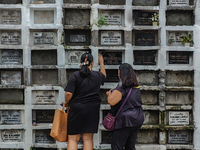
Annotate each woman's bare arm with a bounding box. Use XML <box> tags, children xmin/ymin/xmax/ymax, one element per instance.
<box><xmin>106</xmin><ymin>90</ymin><xmax>122</xmax><ymax>106</ymax></box>
<box><xmin>65</xmin><ymin>92</ymin><xmax>73</xmax><ymax>104</ymax></box>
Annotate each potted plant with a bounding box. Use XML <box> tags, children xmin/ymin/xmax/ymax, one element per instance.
<box><xmin>181</xmin><ymin>34</ymin><xmax>194</xmax><ymax>47</ymax></box>
<box><xmin>152</xmin><ymin>12</ymin><xmax>159</xmax><ymax>26</ymax></box>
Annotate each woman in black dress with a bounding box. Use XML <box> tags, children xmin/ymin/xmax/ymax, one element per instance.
<box><xmin>64</xmin><ymin>53</ymin><xmax>106</xmax><ymax>150</ymax></box>
<box><xmin>106</xmin><ymin>63</ymin><xmax>144</xmax><ymax>150</ymax></box>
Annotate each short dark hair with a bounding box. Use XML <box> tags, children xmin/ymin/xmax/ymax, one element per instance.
<box><xmin>119</xmin><ymin>63</ymin><xmax>139</xmax><ymax>87</ymax></box>
<box><xmin>79</xmin><ymin>53</ymin><xmax>93</xmax><ymax>77</ymax></box>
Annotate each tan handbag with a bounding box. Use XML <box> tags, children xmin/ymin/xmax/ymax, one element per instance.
<box><xmin>50</xmin><ymin>102</ymin><xmax>69</xmax><ymax>142</ymax></box>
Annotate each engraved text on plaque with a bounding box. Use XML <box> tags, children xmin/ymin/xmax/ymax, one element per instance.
<box><xmin>1</xmin><ymin>130</ymin><xmax>23</xmax><ymax>142</ymax></box>
<box><xmin>101</xmin><ymin>31</ymin><xmax>122</xmax><ymax>45</ymax></box>
<box><xmin>68</xmin><ymin>51</ymin><xmax>89</xmax><ymax>64</ymax></box>
<box><xmin>169</xmin><ymin>111</ymin><xmax>189</xmax><ymax>125</ymax></box>
<box><xmin>1</xmin><ymin>31</ymin><xmax>20</xmax><ymax>45</ymax></box>
<box><xmin>34</xmin><ymin>11</ymin><xmax>54</xmax><ymax>24</ymax></box>
<box><xmin>35</xmin><ymin>130</ymin><xmax>55</xmax><ymax>143</ymax></box>
<box><xmin>34</xmin><ymin>32</ymin><xmax>54</xmax><ymax>45</ymax></box>
<box><xmin>1</xmin><ymin>50</ymin><xmax>22</xmax><ymax>64</ymax></box>
<box><xmin>100</xmin><ymin>11</ymin><xmax>122</xmax><ymax>25</ymax></box>
<box><xmin>0</xmin><ymin>10</ymin><xmax>21</xmax><ymax>24</ymax></box>
<box><xmin>0</xmin><ymin>110</ymin><xmax>21</xmax><ymax>124</ymax></box>
<box><xmin>168</xmin><ymin>130</ymin><xmax>189</xmax><ymax>144</ymax></box>
<box><xmin>34</xmin><ymin>90</ymin><xmax>56</xmax><ymax>104</ymax></box>
<box><xmin>169</xmin><ymin>0</ymin><xmax>189</xmax><ymax>6</ymax></box>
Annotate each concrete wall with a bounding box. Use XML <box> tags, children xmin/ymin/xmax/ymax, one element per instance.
<box><xmin>0</xmin><ymin>0</ymin><xmax>199</xmax><ymax>150</ymax></box>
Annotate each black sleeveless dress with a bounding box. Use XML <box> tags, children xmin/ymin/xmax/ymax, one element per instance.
<box><xmin>64</xmin><ymin>70</ymin><xmax>105</xmax><ymax>135</ymax></box>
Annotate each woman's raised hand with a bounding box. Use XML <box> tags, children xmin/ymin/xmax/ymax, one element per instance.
<box><xmin>98</xmin><ymin>54</ymin><xmax>104</xmax><ymax>65</ymax></box>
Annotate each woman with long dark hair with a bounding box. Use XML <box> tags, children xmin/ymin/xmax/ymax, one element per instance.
<box><xmin>106</xmin><ymin>63</ymin><xmax>144</xmax><ymax>150</ymax></box>
<box><xmin>64</xmin><ymin>53</ymin><xmax>106</xmax><ymax>150</ymax></box>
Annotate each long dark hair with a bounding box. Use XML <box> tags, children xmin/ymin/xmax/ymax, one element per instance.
<box><xmin>79</xmin><ymin>53</ymin><xmax>93</xmax><ymax>77</ymax></box>
<box><xmin>119</xmin><ymin>63</ymin><xmax>139</xmax><ymax>88</ymax></box>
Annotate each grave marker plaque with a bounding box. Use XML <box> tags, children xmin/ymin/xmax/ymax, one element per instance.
<box><xmin>34</xmin><ymin>11</ymin><xmax>54</xmax><ymax>24</ymax></box>
<box><xmin>0</xmin><ymin>110</ymin><xmax>21</xmax><ymax>124</ymax></box>
<box><xmin>0</xmin><ymin>0</ymin><xmax>22</xmax><ymax>4</ymax></box>
<box><xmin>31</xmin><ymin>50</ymin><xmax>57</xmax><ymax>65</ymax></box>
<box><xmin>166</xmin><ymin>10</ymin><xmax>193</xmax><ymax>26</ymax></box>
<box><xmin>65</xmin><ymin>9</ymin><xmax>90</xmax><ymax>26</ymax></box>
<box><xmin>1</xmin><ymin>50</ymin><xmax>22</xmax><ymax>64</ymax></box>
<box><xmin>1</xmin><ymin>71</ymin><xmax>21</xmax><ymax>85</ymax></box>
<box><xmin>100</xmin><ymin>11</ymin><xmax>122</xmax><ymax>25</ymax></box>
<box><xmin>65</xmin><ymin>30</ymin><xmax>91</xmax><ymax>46</ymax></box>
<box><xmin>99</xmin><ymin>0</ymin><xmax>125</xmax><ymax>5</ymax></box>
<box><xmin>168</xmin><ymin>130</ymin><xmax>189</xmax><ymax>144</ymax></box>
<box><xmin>32</xmin><ymin>69</ymin><xmax>58</xmax><ymax>85</ymax></box>
<box><xmin>1</xmin><ymin>130</ymin><xmax>23</xmax><ymax>142</ymax></box>
<box><xmin>135</xmin><ymin>32</ymin><xmax>155</xmax><ymax>46</ymax></box>
<box><xmin>132</xmin><ymin>0</ymin><xmax>159</xmax><ymax>6</ymax></box>
<box><xmin>0</xmin><ymin>89</ymin><xmax>24</xmax><ymax>104</ymax></box>
<box><xmin>35</xmin><ymin>130</ymin><xmax>55</xmax><ymax>143</ymax></box>
<box><xmin>63</xmin><ymin>0</ymin><xmax>91</xmax><ymax>4</ymax></box>
<box><xmin>101</xmin><ymin>31</ymin><xmax>122</xmax><ymax>45</ymax></box>
<box><xmin>34</xmin><ymin>32</ymin><xmax>54</xmax><ymax>45</ymax></box>
<box><xmin>168</xmin><ymin>31</ymin><xmax>191</xmax><ymax>46</ymax></box>
<box><xmin>134</xmin><ymin>51</ymin><xmax>156</xmax><ymax>65</ymax></box>
<box><xmin>68</xmin><ymin>51</ymin><xmax>88</xmax><ymax>64</ymax></box>
<box><xmin>169</xmin><ymin>111</ymin><xmax>189</xmax><ymax>125</ymax></box>
<box><xmin>169</xmin><ymin>51</ymin><xmax>190</xmax><ymax>64</ymax></box>
<box><xmin>35</xmin><ymin>110</ymin><xmax>54</xmax><ymax>123</ymax></box>
<box><xmin>134</xmin><ymin>11</ymin><xmax>155</xmax><ymax>26</ymax></box>
<box><xmin>34</xmin><ymin>90</ymin><xmax>56</xmax><ymax>104</ymax></box>
<box><xmin>1</xmin><ymin>31</ymin><xmax>20</xmax><ymax>45</ymax></box>
<box><xmin>0</xmin><ymin>10</ymin><xmax>21</xmax><ymax>24</ymax></box>
<box><xmin>101</xmin><ymin>51</ymin><xmax>122</xmax><ymax>65</ymax></box>
<box><xmin>169</xmin><ymin>0</ymin><xmax>189</xmax><ymax>6</ymax></box>
<box><xmin>105</xmin><ymin>69</ymin><xmax>118</xmax><ymax>82</ymax></box>
<box><xmin>31</xmin><ymin>0</ymin><xmax>55</xmax><ymax>4</ymax></box>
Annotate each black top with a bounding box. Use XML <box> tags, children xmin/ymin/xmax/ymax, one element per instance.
<box><xmin>64</xmin><ymin>70</ymin><xmax>106</xmax><ymax>135</ymax></box>
<box><xmin>111</xmin><ymin>84</ymin><xmax>144</xmax><ymax>129</ymax></box>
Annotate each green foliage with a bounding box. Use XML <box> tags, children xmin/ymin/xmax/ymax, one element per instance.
<box><xmin>181</xmin><ymin>34</ymin><xmax>194</xmax><ymax>44</ymax></box>
<box><xmin>151</xmin><ymin>12</ymin><xmax>159</xmax><ymax>22</ymax></box>
<box><xmin>98</xmin><ymin>15</ymin><xmax>108</xmax><ymax>27</ymax></box>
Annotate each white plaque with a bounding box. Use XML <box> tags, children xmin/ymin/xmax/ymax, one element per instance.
<box><xmin>68</xmin><ymin>51</ymin><xmax>89</xmax><ymax>64</ymax></box>
<box><xmin>34</xmin><ymin>10</ymin><xmax>54</xmax><ymax>24</ymax></box>
<box><xmin>1</xmin><ymin>71</ymin><xmax>21</xmax><ymax>85</ymax></box>
<box><xmin>1</xmin><ymin>130</ymin><xmax>23</xmax><ymax>142</ymax></box>
<box><xmin>169</xmin><ymin>0</ymin><xmax>189</xmax><ymax>6</ymax></box>
<box><xmin>1</xmin><ymin>50</ymin><xmax>22</xmax><ymax>64</ymax></box>
<box><xmin>169</xmin><ymin>111</ymin><xmax>189</xmax><ymax>125</ymax></box>
<box><xmin>100</xmin><ymin>11</ymin><xmax>122</xmax><ymax>25</ymax></box>
<box><xmin>168</xmin><ymin>130</ymin><xmax>189</xmax><ymax>144</ymax></box>
<box><xmin>1</xmin><ymin>31</ymin><xmax>21</xmax><ymax>45</ymax></box>
<box><xmin>0</xmin><ymin>10</ymin><xmax>21</xmax><ymax>24</ymax></box>
<box><xmin>34</xmin><ymin>90</ymin><xmax>56</xmax><ymax>104</ymax></box>
<box><xmin>0</xmin><ymin>110</ymin><xmax>21</xmax><ymax>124</ymax></box>
<box><xmin>34</xmin><ymin>32</ymin><xmax>54</xmax><ymax>45</ymax></box>
<box><xmin>101</xmin><ymin>31</ymin><xmax>122</xmax><ymax>45</ymax></box>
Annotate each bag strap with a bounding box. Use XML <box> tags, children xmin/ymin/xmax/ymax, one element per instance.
<box><xmin>115</xmin><ymin>88</ymin><xmax>133</xmax><ymax>119</ymax></box>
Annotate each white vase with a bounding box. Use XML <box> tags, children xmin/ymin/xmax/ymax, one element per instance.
<box><xmin>185</xmin><ymin>43</ymin><xmax>190</xmax><ymax>47</ymax></box>
<box><xmin>152</xmin><ymin>22</ymin><xmax>158</xmax><ymax>26</ymax></box>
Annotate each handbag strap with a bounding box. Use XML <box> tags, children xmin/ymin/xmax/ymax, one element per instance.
<box><xmin>115</xmin><ymin>88</ymin><xmax>133</xmax><ymax>119</ymax></box>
